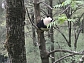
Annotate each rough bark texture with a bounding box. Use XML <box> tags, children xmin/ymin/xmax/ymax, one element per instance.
<box><xmin>6</xmin><ymin>0</ymin><xmax>26</xmax><ymax>63</ymax></box>
<box><xmin>34</xmin><ymin>0</ymin><xmax>49</xmax><ymax>63</ymax></box>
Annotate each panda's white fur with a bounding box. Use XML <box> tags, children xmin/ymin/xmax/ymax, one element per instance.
<box><xmin>37</xmin><ymin>17</ymin><xmax>52</xmax><ymax>31</ymax></box>
<box><xmin>43</xmin><ymin>17</ymin><xmax>52</xmax><ymax>26</ymax></box>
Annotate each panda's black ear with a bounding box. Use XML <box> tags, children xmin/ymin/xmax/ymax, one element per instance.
<box><xmin>47</xmin><ymin>14</ymin><xmax>50</xmax><ymax>17</ymax></box>
<box><xmin>47</xmin><ymin>15</ymin><xmax>49</xmax><ymax>17</ymax></box>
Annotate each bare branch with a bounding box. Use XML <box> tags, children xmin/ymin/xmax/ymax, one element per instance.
<box><xmin>74</xmin><ymin>13</ymin><xmax>84</xmax><ymax>49</ymax></box>
<box><xmin>54</xmin><ymin>54</ymin><xmax>73</xmax><ymax>63</ymax></box>
<box><xmin>54</xmin><ymin>26</ymin><xmax>71</xmax><ymax>47</ymax></box>
<box><xmin>74</xmin><ymin>28</ymin><xmax>82</xmax><ymax>49</ymax></box>
<box><xmin>79</xmin><ymin>55</ymin><xmax>84</xmax><ymax>63</ymax></box>
<box><xmin>26</xmin><ymin>7</ymin><xmax>38</xmax><ymax>29</ymax></box>
<box><xmin>53</xmin><ymin>5</ymin><xmax>70</xmax><ymax>17</ymax></box>
<box><xmin>36</xmin><ymin>1</ymin><xmax>52</xmax><ymax>9</ymax></box>
<box><xmin>48</xmin><ymin>49</ymin><xmax>84</xmax><ymax>56</ymax></box>
<box><xmin>48</xmin><ymin>49</ymin><xmax>84</xmax><ymax>63</ymax></box>
<box><xmin>40</xmin><ymin>9</ymin><xmax>48</xmax><ymax>17</ymax></box>
<box><xmin>41</xmin><ymin>2</ymin><xmax>52</xmax><ymax>10</ymax></box>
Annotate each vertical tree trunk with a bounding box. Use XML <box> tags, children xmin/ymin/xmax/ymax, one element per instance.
<box><xmin>48</xmin><ymin>0</ymin><xmax>55</xmax><ymax>63</ymax></box>
<box><xmin>64</xmin><ymin>6</ymin><xmax>72</xmax><ymax>47</ymax></box>
<box><xmin>31</xmin><ymin>12</ymin><xmax>37</xmax><ymax>46</ymax></box>
<box><xmin>6</xmin><ymin>0</ymin><xmax>26</xmax><ymax>63</ymax></box>
<box><xmin>69</xmin><ymin>21</ymin><xmax>71</xmax><ymax>47</ymax></box>
<box><xmin>81</xmin><ymin>18</ymin><xmax>84</xmax><ymax>33</ymax></box>
<box><xmin>33</xmin><ymin>0</ymin><xmax>49</xmax><ymax>63</ymax></box>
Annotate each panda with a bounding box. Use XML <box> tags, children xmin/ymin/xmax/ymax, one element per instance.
<box><xmin>37</xmin><ymin>16</ymin><xmax>52</xmax><ymax>31</ymax></box>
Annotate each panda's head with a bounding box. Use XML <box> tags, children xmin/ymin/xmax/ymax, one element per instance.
<box><xmin>43</xmin><ymin>17</ymin><xmax>52</xmax><ymax>26</ymax></box>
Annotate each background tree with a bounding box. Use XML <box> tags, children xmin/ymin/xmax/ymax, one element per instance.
<box><xmin>33</xmin><ymin>0</ymin><xmax>50</xmax><ymax>63</ymax></box>
<box><xmin>5</xmin><ymin>0</ymin><xmax>26</xmax><ymax>63</ymax></box>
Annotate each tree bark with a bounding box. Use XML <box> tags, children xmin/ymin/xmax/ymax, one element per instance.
<box><xmin>33</xmin><ymin>0</ymin><xmax>49</xmax><ymax>63</ymax></box>
<box><xmin>31</xmin><ymin>12</ymin><xmax>37</xmax><ymax>46</ymax></box>
<box><xmin>6</xmin><ymin>0</ymin><xmax>26</xmax><ymax>63</ymax></box>
<box><xmin>48</xmin><ymin>0</ymin><xmax>55</xmax><ymax>63</ymax></box>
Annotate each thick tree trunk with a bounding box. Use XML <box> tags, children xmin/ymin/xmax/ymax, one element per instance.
<box><xmin>39</xmin><ymin>31</ymin><xmax>49</xmax><ymax>63</ymax></box>
<box><xmin>33</xmin><ymin>0</ymin><xmax>49</xmax><ymax>63</ymax></box>
<box><xmin>6</xmin><ymin>0</ymin><xmax>26</xmax><ymax>63</ymax></box>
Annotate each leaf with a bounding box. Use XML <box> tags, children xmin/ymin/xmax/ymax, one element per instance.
<box><xmin>58</xmin><ymin>14</ymin><xmax>67</xmax><ymax>24</ymax></box>
<box><xmin>71</xmin><ymin>1</ymin><xmax>78</xmax><ymax>10</ymax></box>
<box><xmin>47</xmin><ymin>23</ymin><xmax>52</xmax><ymax>28</ymax></box>
<box><xmin>53</xmin><ymin>21</ymin><xmax>56</xmax><ymax>26</ymax></box>
<box><xmin>53</xmin><ymin>4</ymin><xmax>63</xmax><ymax>8</ymax></box>
<box><xmin>62</xmin><ymin>0</ymin><xmax>72</xmax><ymax>6</ymax></box>
<box><xmin>67</xmin><ymin>19</ymin><xmax>76</xmax><ymax>22</ymax></box>
<box><xmin>47</xmin><ymin>24</ymin><xmax>50</xmax><ymax>28</ymax></box>
<box><xmin>75</xmin><ymin>1</ymin><xmax>84</xmax><ymax>5</ymax></box>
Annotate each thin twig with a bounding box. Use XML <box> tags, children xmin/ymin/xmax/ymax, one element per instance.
<box><xmin>36</xmin><ymin>1</ymin><xmax>52</xmax><ymax>9</ymax></box>
<box><xmin>54</xmin><ymin>26</ymin><xmax>71</xmax><ymax>47</ymax></box>
<box><xmin>54</xmin><ymin>54</ymin><xmax>73</xmax><ymax>63</ymax></box>
<box><xmin>48</xmin><ymin>49</ymin><xmax>84</xmax><ymax>56</ymax></box>
<box><xmin>74</xmin><ymin>27</ymin><xmax>82</xmax><ymax>49</ymax></box>
<box><xmin>25</xmin><ymin>7</ymin><xmax>38</xmax><ymax>29</ymax></box>
<box><xmin>53</xmin><ymin>5</ymin><xmax>70</xmax><ymax>17</ymax></box>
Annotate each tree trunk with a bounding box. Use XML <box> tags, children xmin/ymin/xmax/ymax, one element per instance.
<box><xmin>6</xmin><ymin>0</ymin><xmax>26</xmax><ymax>63</ymax></box>
<box><xmin>33</xmin><ymin>0</ymin><xmax>49</xmax><ymax>63</ymax></box>
<box><xmin>64</xmin><ymin>5</ymin><xmax>72</xmax><ymax>47</ymax></box>
<box><xmin>31</xmin><ymin>12</ymin><xmax>37</xmax><ymax>46</ymax></box>
<box><xmin>48</xmin><ymin>0</ymin><xmax>55</xmax><ymax>63</ymax></box>
<box><xmin>81</xmin><ymin>18</ymin><xmax>84</xmax><ymax>33</ymax></box>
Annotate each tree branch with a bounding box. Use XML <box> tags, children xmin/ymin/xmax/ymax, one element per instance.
<box><xmin>54</xmin><ymin>26</ymin><xmax>71</xmax><ymax>47</ymax></box>
<box><xmin>53</xmin><ymin>5</ymin><xmax>70</xmax><ymax>17</ymax></box>
<box><xmin>40</xmin><ymin>9</ymin><xmax>48</xmax><ymax>17</ymax></box>
<box><xmin>54</xmin><ymin>54</ymin><xmax>73</xmax><ymax>63</ymax></box>
<box><xmin>36</xmin><ymin>1</ymin><xmax>52</xmax><ymax>9</ymax></box>
<box><xmin>79</xmin><ymin>55</ymin><xmax>84</xmax><ymax>63</ymax></box>
<box><xmin>48</xmin><ymin>49</ymin><xmax>84</xmax><ymax>56</ymax></box>
<box><xmin>25</xmin><ymin>7</ymin><xmax>38</xmax><ymax>29</ymax></box>
<box><xmin>74</xmin><ymin>13</ymin><xmax>84</xmax><ymax>49</ymax></box>
<box><xmin>47</xmin><ymin>49</ymin><xmax>84</xmax><ymax>63</ymax></box>
<box><xmin>74</xmin><ymin>28</ymin><xmax>82</xmax><ymax>49</ymax></box>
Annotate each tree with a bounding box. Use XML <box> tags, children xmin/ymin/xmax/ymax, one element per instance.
<box><xmin>5</xmin><ymin>0</ymin><xmax>26</xmax><ymax>63</ymax></box>
<box><xmin>48</xmin><ymin>0</ymin><xmax>55</xmax><ymax>63</ymax></box>
<box><xmin>34</xmin><ymin>0</ymin><xmax>49</xmax><ymax>63</ymax></box>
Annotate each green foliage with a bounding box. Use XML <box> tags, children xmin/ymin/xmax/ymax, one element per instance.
<box><xmin>58</xmin><ymin>14</ymin><xmax>67</xmax><ymax>24</ymax></box>
<box><xmin>53</xmin><ymin>4</ymin><xmax>63</xmax><ymax>8</ymax></box>
<box><xmin>53</xmin><ymin>0</ymin><xmax>72</xmax><ymax>8</ymax></box>
<box><xmin>62</xmin><ymin>0</ymin><xmax>72</xmax><ymax>6</ymax></box>
<box><xmin>74</xmin><ymin>1</ymin><xmax>84</xmax><ymax>4</ymax></box>
<box><xmin>53</xmin><ymin>0</ymin><xmax>84</xmax><ymax>9</ymax></box>
<box><xmin>47</xmin><ymin>14</ymin><xmax>68</xmax><ymax>28</ymax></box>
<box><xmin>50</xmin><ymin>0</ymin><xmax>84</xmax><ymax>28</ymax></box>
<box><xmin>71</xmin><ymin>1</ymin><xmax>78</xmax><ymax>10</ymax></box>
<box><xmin>67</xmin><ymin>19</ymin><xmax>76</xmax><ymax>22</ymax></box>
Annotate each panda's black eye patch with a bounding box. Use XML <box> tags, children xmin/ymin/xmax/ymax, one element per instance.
<box><xmin>50</xmin><ymin>21</ymin><xmax>52</xmax><ymax>22</ymax></box>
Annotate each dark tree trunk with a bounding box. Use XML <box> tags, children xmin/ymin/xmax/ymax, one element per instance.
<box><xmin>34</xmin><ymin>0</ymin><xmax>49</xmax><ymax>63</ymax></box>
<box><xmin>81</xmin><ymin>18</ymin><xmax>84</xmax><ymax>33</ymax></box>
<box><xmin>64</xmin><ymin>6</ymin><xmax>72</xmax><ymax>47</ymax></box>
<box><xmin>6</xmin><ymin>0</ymin><xmax>26</xmax><ymax>63</ymax></box>
<box><xmin>39</xmin><ymin>31</ymin><xmax>49</xmax><ymax>63</ymax></box>
<box><xmin>68</xmin><ymin>21</ymin><xmax>71</xmax><ymax>47</ymax></box>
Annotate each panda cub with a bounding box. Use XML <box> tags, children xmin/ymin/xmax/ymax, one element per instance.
<box><xmin>37</xmin><ymin>16</ymin><xmax>52</xmax><ymax>31</ymax></box>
